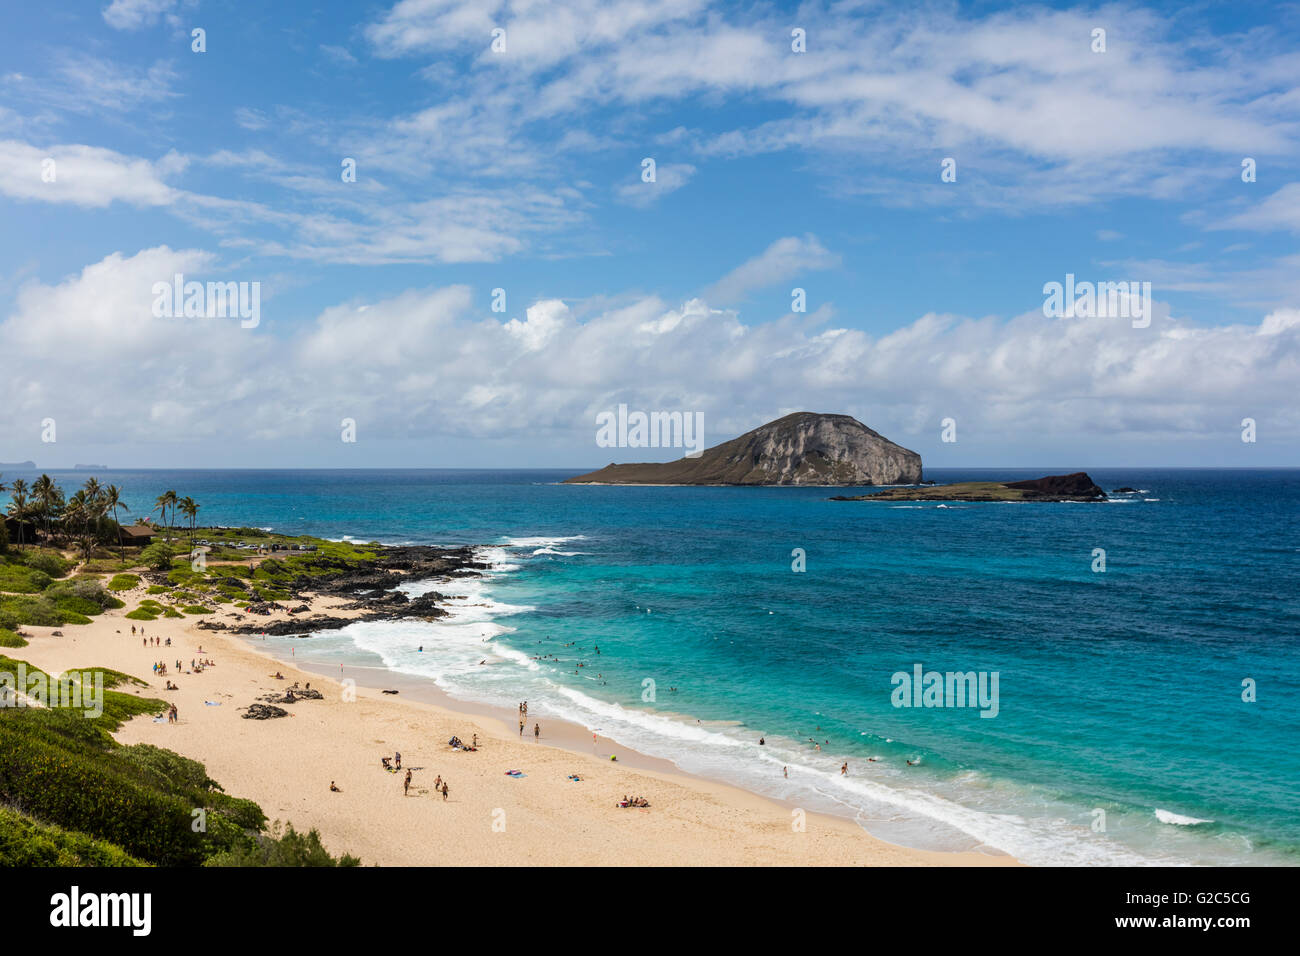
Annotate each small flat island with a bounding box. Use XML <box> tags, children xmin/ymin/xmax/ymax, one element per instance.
<box><xmin>831</xmin><ymin>471</ymin><xmax>1108</xmax><ymax>503</ymax></box>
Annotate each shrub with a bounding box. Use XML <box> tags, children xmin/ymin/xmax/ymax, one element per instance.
<box><xmin>0</xmin><ymin>629</ymin><xmax>27</xmax><ymax>648</ymax></box>
<box><xmin>25</xmin><ymin>552</ymin><xmax>72</xmax><ymax>578</ymax></box>
<box><xmin>139</xmin><ymin>543</ymin><xmax>175</xmax><ymax>572</ymax></box>
<box><xmin>0</xmin><ymin>805</ymin><xmax>145</xmax><ymax>867</ymax></box>
<box><xmin>45</xmin><ymin>579</ymin><xmax>115</xmax><ymax>611</ymax></box>
<box><xmin>124</xmin><ymin>609</ymin><xmax>157</xmax><ymax>621</ymax></box>
<box><xmin>163</xmin><ymin>609</ymin><xmax>183</xmax><ymax>619</ymax></box>
<box><xmin>146</xmin><ymin>585</ymin><xmax>170</xmax><ymax>594</ymax></box>
<box><xmin>107</xmin><ymin>574</ymin><xmax>141</xmax><ymax>592</ymax></box>
<box><xmin>0</xmin><ymin>596</ymin><xmax>65</xmax><ymax>627</ymax></box>
<box><xmin>181</xmin><ymin>606</ymin><xmax>213</xmax><ymax>615</ymax></box>
<box><xmin>205</xmin><ymin>821</ymin><xmax>358</xmax><ymax>867</ymax></box>
<box><xmin>0</xmin><ymin>565</ymin><xmax>52</xmax><ymax>593</ymax></box>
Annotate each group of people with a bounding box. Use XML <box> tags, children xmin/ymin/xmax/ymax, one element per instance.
<box><xmin>377</xmin><ymin>752</ymin><xmax>451</xmax><ymax>801</ymax></box>
<box><xmin>165</xmin><ymin>702</ymin><xmax>179</xmax><ymax>723</ymax></box>
<box><xmin>137</xmin><ymin>633</ymin><xmax>171</xmax><ymax>647</ymax></box>
<box><xmin>617</xmin><ymin>795</ymin><xmax>650</xmax><ymax>808</ymax></box>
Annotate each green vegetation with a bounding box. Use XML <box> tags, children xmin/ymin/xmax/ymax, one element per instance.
<box><xmin>124</xmin><ymin>608</ymin><xmax>157</xmax><ymax>621</ymax></box>
<box><xmin>107</xmin><ymin>573</ymin><xmax>141</xmax><ymax>591</ymax></box>
<box><xmin>24</xmin><ymin>551</ymin><xmax>73</xmax><ymax>578</ymax></box>
<box><xmin>139</xmin><ymin>542</ymin><xmax>175</xmax><ymax>571</ymax></box>
<box><xmin>0</xmin><ymin>805</ymin><xmax>146</xmax><ymax>866</ymax></box>
<box><xmin>0</xmin><ymin>564</ymin><xmax>52</xmax><ymax>593</ymax></box>
<box><xmin>0</xmin><ymin>655</ymin><xmax>355</xmax><ymax>867</ymax></box>
<box><xmin>0</xmin><ymin>629</ymin><xmax>27</xmax><ymax>648</ymax></box>
<box><xmin>206</xmin><ymin>821</ymin><xmax>360</xmax><ymax>867</ymax></box>
<box><xmin>181</xmin><ymin>605</ymin><xmax>213</xmax><ymax>615</ymax></box>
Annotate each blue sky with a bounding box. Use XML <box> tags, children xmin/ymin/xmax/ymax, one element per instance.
<box><xmin>1</xmin><ymin>0</ymin><xmax>1298</xmax><ymax>469</ymax></box>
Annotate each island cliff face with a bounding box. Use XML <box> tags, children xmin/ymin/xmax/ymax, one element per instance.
<box><xmin>564</xmin><ymin>412</ymin><xmax>922</xmax><ymax>486</ymax></box>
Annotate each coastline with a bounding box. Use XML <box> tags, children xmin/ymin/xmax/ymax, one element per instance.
<box><xmin>12</xmin><ymin>591</ymin><xmax>1017</xmax><ymax>867</ymax></box>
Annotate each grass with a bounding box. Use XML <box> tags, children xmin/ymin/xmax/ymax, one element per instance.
<box><xmin>0</xmin><ymin>805</ymin><xmax>147</xmax><ymax>866</ymax></box>
<box><xmin>0</xmin><ymin>564</ymin><xmax>52</xmax><ymax>593</ymax></box>
<box><xmin>0</xmin><ymin>629</ymin><xmax>27</xmax><ymax>648</ymax></box>
<box><xmin>0</xmin><ymin>653</ymin><xmax>356</xmax><ymax>867</ymax></box>
<box><xmin>107</xmin><ymin>573</ymin><xmax>141</xmax><ymax>591</ymax></box>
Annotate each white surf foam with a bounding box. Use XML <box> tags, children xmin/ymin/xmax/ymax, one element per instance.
<box><xmin>1155</xmin><ymin>808</ymin><xmax>1213</xmax><ymax>826</ymax></box>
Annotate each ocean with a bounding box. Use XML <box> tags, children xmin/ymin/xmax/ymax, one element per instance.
<box><xmin>15</xmin><ymin>466</ymin><xmax>1299</xmax><ymax>865</ymax></box>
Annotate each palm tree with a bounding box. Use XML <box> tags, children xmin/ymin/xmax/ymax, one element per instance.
<box><xmin>7</xmin><ymin>478</ymin><xmax>29</xmax><ymax>550</ymax></box>
<box><xmin>179</xmin><ymin>496</ymin><xmax>199</xmax><ymax>548</ymax></box>
<box><xmin>154</xmin><ymin>490</ymin><xmax>178</xmax><ymax>545</ymax></box>
<box><xmin>103</xmin><ymin>484</ymin><xmax>127</xmax><ymax>562</ymax></box>
<box><xmin>32</xmin><ymin>474</ymin><xmax>61</xmax><ymax>545</ymax></box>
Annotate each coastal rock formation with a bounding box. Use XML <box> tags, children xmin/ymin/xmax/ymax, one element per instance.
<box><xmin>832</xmin><ymin>471</ymin><xmax>1108</xmax><ymax>503</ymax></box>
<box><xmin>242</xmin><ymin>704</ymin><xmax>288</xmax><ymax>720</ymax></box>
<box><xmin>1003</xmin><ymin>473</ymin><xmax>1106</xmax><ymax>499</ymax></box>
<box><xmin>564</xmin><ymin>412</ymin><xmax>922</xmax><ymax>486</ymax></box>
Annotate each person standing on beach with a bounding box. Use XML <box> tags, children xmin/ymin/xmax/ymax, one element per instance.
<box><xmin>404</xmin><ymin>769</ymin><xmax>411</xmax><ymax>796</ymax></box>
<box><xmin>519</xmin><ymin>719</ymin><xmax>524</xmax><ymax>736</ymax></box>
<box><xmin>395</xmin><ymin>751</ymin><xmax>401</xmax><ymax>770</ymax></box>
<box><xmin>441</xmin><ymin>781</ymin><xmax>449</xmax><ymax>801</ymax></box>
<box><xmin>533</xmin><ymin>722</ymin><xmax>540</xmax><ymax>741</ymax></box>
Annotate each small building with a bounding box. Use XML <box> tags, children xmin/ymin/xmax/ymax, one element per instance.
<box><xmin>118</xmin><ymin>524</ymin><xmax>157</xmax><ymax>547</ymax></box>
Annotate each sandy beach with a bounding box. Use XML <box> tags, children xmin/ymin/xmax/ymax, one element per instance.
<box><xmin>10</xmin><ymin>588</ymin><xmax>1016</xmax><ymax>867</ymax></box>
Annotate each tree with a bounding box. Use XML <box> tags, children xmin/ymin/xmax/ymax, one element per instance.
<box><xmin>153</xmin><ymin>490</ymin><xmax>178</xmax><ymax>545</ymax></box>
<box><xmin>6</xmin><ymin>478</ymin><xmax>29</xmax><ymax>550</ymax></box>
<box><xmin>103</xmin><ymin>485</ymin><xmax>127</xmax><ymax>563</ymax></box>
<box><xmin>31</xmin><ymin>475</ymin><xmax>61</xmax><ymax>545</ymax></box>
<box><xmin>179</xmin><ymin>496</ymin><xmax>199</xmax><ymax>548</ymax></box>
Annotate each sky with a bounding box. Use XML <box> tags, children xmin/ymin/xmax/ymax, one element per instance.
<box><xmin>0</xmin><ymin>0</ymin><xmax>1298</xmax><ymax>470</ymax></box>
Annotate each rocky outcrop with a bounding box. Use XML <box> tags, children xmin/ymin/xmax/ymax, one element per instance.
<box><xmin>1004</xmin><ymin>473</ymin><xmax>1106</xmax><ymax>499</ymax></box>
<box><xmin>242</xmin><ymin>704</ymin><xmax>288</xmax><ymax>720</ymax></box>
<box><xmin>564</xmin><ymin>412</ymin><xmax>922</xmax><ymax>486</ymax></box>
<box><xmin>834</xmin><ymin>471</ymin><xmax>1108</xmax><ymax>502</ymax></box>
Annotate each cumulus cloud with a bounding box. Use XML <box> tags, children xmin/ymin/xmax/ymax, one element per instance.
<box><xmin>3</xmin><ymin>247</ymin><xmax>1297</xmax><ymax>464</ymax></box>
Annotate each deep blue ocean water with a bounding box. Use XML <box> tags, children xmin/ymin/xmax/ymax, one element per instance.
<box><xmin>14</xmin><ymin>466</ymin><xmax>1298</xmax><ymax>865</ymax></box>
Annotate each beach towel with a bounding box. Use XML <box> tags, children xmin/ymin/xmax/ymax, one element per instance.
<box><xmin>505</xmin><ymin>770</ymin><xmax>525</xmax><ymax>777</ymax></box>
<box><xmin>204</xmin><ymin>700</ymin><xmax>221</xmax><ymax>706</ymax></box>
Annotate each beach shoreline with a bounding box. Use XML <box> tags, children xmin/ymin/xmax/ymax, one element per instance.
<box><xmin>10</xmin><ymin>587</ymin><xmax>1017</xmax><ymax>867</ymax></box>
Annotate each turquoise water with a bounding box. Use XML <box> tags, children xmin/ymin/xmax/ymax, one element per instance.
<box><xmin>17</xmin><ymin>466</ymin><xmax>1299</xmax><ymax>865</ymax></box>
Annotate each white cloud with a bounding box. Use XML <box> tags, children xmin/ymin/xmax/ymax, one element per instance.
<box><xmin>101</xmin><ymin>0</ymin><xmax>185</xmax><ymax>31</ymax></box>
<box><xmin>0</xmin><ymin>140</ymin><xmax>181</xmax><ymax>207</ymax></box>
<box><xmin>615</xmin><ymin>162</ymin><xmax>695</xmax><ymax>207</ymax></box>
<box><xmin>3</xmin><ymin>247</ymin><xmax>1297</xmax><ymax>459</ymax></box>
<box><xmin>705</xmin><ymin>235</ymin><xmax>840</xmax><ymax>303</ymax></box>
<box><xmin>1213</xmin><ymin>183</ymin><xmax>1300</xmax><ymax>233</ymax></box>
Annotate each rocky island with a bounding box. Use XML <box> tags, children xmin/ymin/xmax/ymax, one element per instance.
<box><xmin>831</xmin><ymin>471</ymin><xmax>1108</xmax><ymax>502</ymax></box>
<box><xmin>565</xmin><ymin>412</ymin><xmax>922</xmax><ymax>486</ymax></box>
